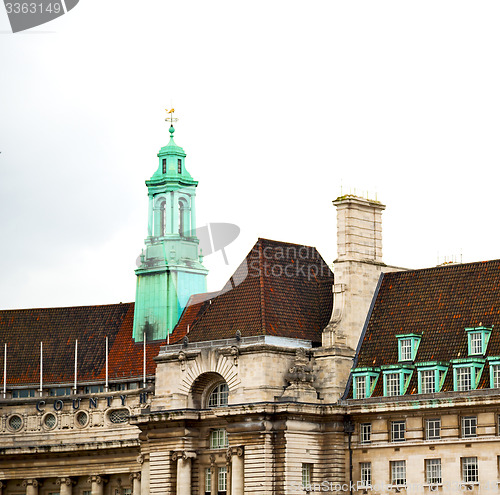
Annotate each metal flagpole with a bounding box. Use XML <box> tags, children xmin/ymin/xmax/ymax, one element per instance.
<box><xmin>3</xmin><ymin>343</ymin><xmax>6</xmax><ymax>399</ymax></box>
<box><xmin>105</xmin><ymin>336</ymin><xmax>109</xmax><ymax>392</ymax></box>
<box><xmin>74</xmin><ymin>339</ymin><xmax>78</xmax><ymax>393</ymax></box>
<box><xmin>39</xmin><ymin>341</ymin><xmax>43</xmax><ymax>396</ymax></box>
<box><xmin>143</xmin><ymin>331</ymin><xmax>146</xmax><ymax>388</ymax></box>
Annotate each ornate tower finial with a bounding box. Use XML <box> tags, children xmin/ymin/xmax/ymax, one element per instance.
<box><xmin>165</xmin><ymin>108</ymin><xmax>178</xmax><ymax>135</ymax></box>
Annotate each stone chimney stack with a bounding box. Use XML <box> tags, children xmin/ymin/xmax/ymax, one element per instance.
<box><xmin>334</xmin><ymin>195</ymin><xmax>385</xmax><ymax>263</ymax></box>
<box><xmin>323</xmin><ymin>195</ymin><xmax>389</xmax><ymax>351</ymax></box>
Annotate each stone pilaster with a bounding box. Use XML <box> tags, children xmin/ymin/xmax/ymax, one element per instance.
<box><xmin>129</xmin><ymin>473</ymin><xmax>141</xmax><ymax>495</ymax></box>
<box><xmin>87</xmin><ymin>476</ymin><xmax>107</xmax><ymax>495</ymax></box>
<box><xmin>172</xmin><ymin>451</ymin><xmax>196</xmax><ymax>495</ymax></box>
<box><xmin>229</xmin><ymin>447</ymin><xmax>244</xmax><ymax>495</ymax></box>
<box><xmin>56</xmin><ymin>478</ymin><xmax>75</xmax><ymax>495</ymax></box>
<box><xmin>22</xmin><ymin>480</ymin><xmax>41</xmax><ymax>495</ymax></box>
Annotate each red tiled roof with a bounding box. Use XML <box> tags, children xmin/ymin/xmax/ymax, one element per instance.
<box><xmin>354</xmin><ymin>259</ymin><xmax>500</xmax><ymax>396</ymax></box>
<box><xmin>0</xmin><ymin>303</ymin><xmax>164</xmax><ymax>387</ymax></box>
<box><xmin>172</xmin><ymin>238</ymin><xmax>333</xmax><ymax>344</ymax></box>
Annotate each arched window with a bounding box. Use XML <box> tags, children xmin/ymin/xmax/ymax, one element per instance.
<box><xmin>208</xmin><ymin>382</ymin><xmax>229</xmax><ymax>408</ymax></box>
<box><xmin>178</xmin><ymin>199</ymin><xmax>189</xmax><ymax>236</ymax></box>
<box><xmin>159</xmin><ymin>199</ymin><xmax>166</xmax><ymax>236</ymax></box>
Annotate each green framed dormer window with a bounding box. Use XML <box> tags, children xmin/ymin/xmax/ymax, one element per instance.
<box><xmin>450</xmin><ymin>358</ymin><xmax>485</xmax><ymax>391</ymax></box>
<box><xmin>487</xmin><ymin>356</ymin><xmax>500</xmax><ymax>388</ymax></box>
<box><xmin>415</xmin><ymin>362</ymin><xmax>448</xmax><ymax>394</ymax></box>
<box><xmin>381</xmin><ymin>365</ymin><xmax>414</xmax><ymax>396</ymax></box>
<box><xmin>396</xmin><ymin>333</ymin><xmax>421</xmax><ymax>362</ymax></box>
<box><xmin>466</xmin><ymin>326</ymin><xmax>492</xmax><ymax>356</ymax></box>
<box><xmin>352</xmin><ymin>368</ymin><xmax>380</xmax><ymax>399</ymax></box>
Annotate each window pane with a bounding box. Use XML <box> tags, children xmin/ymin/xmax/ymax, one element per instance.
<box><xmin>462</xmin><ymin>457</ymin><xmax>478</xmax><ymax>483</ymax></box>
<box><xmin>302</xmin><ymin>464</ymin><xmax>312</xmax><ymax>488</ymax></box>
<box><xmin>426</xmin><ymin>459</ymin><xmax>442</xmax><ymax>484</ymax></box>
<box><xmin>493</xmin><ymin>365</ymin><xmax>500</xmax><ymax>388</ymax></box>
<box><xmin>456</xmin><ymin>367</ymin><xmax>472</xmax><ymax>391</ymax></box>
<box><xmin>360</xmin><ymin>463</ymin><xmax>371</xmax><ymax>487</ymax></box>
<box><xmin>218</xmin><ymin>466</ymin><xmax>227</xmax><ymax>493</ymax></box>
<box><xmin>400</xmin><ymin>339</ymin><xmax>412</xmax><ymax>361</ymax></box>
<box><xmin>360</xmin><ymin>423</ymin><xmax>371</xmax><ymax>444</ymax></box>
<box><xmin>391</xmin><ymin>421</ymin><xmax>405</xmax><ymax>442</ymax></box>
<box><xmin>421</xmin><ymin>370</ymin><xmax>435</xmax><ymax>394</ymax></box>
<box><xmin>470</xmin><ymin>333</ymin><xmax>482</xmax><ymax>355</ymax></box>
<box><xmin>208</xmin><ymin>383</ymin><xmax>229</xmax><ymax>408</ymax></box>
<box><xmin>386</xmin><ymin>373</ymin><xmax>400</xmax><ymax>396</ymax></box>
<box><xmin>210</xmin><ymin>429</ymin><xmax>228</xmax><ymax>449</ymax></box>
<box><xmin>355</xmin><ymin>376</ymin><xmax>366</xmax><ymax>399</ymax></box>
<box><xmin>205</xmin><ymin>468</ymin><xmax>211</xmax><ymax>494</ymax></box>
<box><xmin>391</xmin><ymin>461</ymin><xmax>406</xmax><ymax>485</ymax></box>
<box><xmin>462</xmin><ymin>416</ymin><xmax>477</xmax><ymax>438</ymax></box>
<box><xmin>425</xmin><ymin>418</ymin><xmax>441</xmax><ymax>440</ymax></box>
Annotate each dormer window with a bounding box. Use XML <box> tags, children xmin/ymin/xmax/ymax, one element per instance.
<box><xmin>162</xmin><ymin>158</ymin><xmax>167</xmax><ymax>174</ymax></box>
<box><xmin>351</xmin><ymin>368</ymin><xmax>380</xmax><ymax>399</ymax></box>
<box><xmin>178</xmin><ymin>159</ymin><xmax>182</xmax><ymax>174</ymax></box>
<box><xmin>415</xmin><ymin>362</ymin><xmax>448</xmax><ymax>394</ymax></box>
<box><xmin>466</xmin><ymin>326</ymin><xmax>492</xmax><ymax>356</ymax></box>
<box><xmin>396</xmin><ymin>334</ymin><xmax>421</xmax><ymax>362</ymax></box>
<box><xmin>382</xmin><ymin>365</ymin><xmax>414</xmax><ymax>397</ymax></box>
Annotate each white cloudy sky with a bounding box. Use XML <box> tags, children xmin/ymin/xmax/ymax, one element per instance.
<box><xmin>1</xmin><ymin>1</ymin><xmax>500</xmax><ymax>309</ymax></box>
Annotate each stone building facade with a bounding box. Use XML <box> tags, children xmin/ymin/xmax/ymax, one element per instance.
<box><xmin>3</xmin><ymin>122</ymin><xmax>498</xmax><ymax>495</ymax></box>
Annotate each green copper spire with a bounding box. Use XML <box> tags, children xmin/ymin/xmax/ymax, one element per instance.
<box><xmin>132</xmin><ymin>112</ymin><xmax>208</xmax><ymax>342</ymax></box>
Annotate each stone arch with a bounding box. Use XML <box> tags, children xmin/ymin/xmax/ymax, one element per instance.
<box><xmin>179</xmin><ymin>352</ymin><xmax>240</xmax><ymax>408</ymax></box>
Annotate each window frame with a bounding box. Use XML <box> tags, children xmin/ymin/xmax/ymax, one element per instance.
<box><xmin>425</xmin><ymin>418</ymin><xmax>441</xmax><ymax>440</ymax></box>
<box><xmin>302</xmin><ymin>463</ymin><xmax>312</xmax><ymax>489</ymax></box>
<box><xmin>466</xmin><ymin>326</ymin><xmax>491</xmax><ymax>356</ymax></box>
<box><xmin>487</xmin><ymin>357</ymin><xmax>500</xmax><ymax>388</ymax></box>
<box><xmin>416</xmin><ymin>363</ymin><xmax>448</xmax><ymax>394</ymax></box>
<box><xmin>390</xmin><ymin>460</ymin><xmax>406</xmax><ymax>486</ymax></box>
<box><xmin>396</xmin><ymin>333</ymin><xmax>421</xmax><ymax>362</ymax></box>
<box><xmin>425</xmin><ymin>459</ymin><xmax>442</xmax><ymax>485</ymax></box>
<box><xmin>451</xmin><ymin>359</ymin><xmax>485</xmax><ymax>392</ymax></box>
<box><xmin>351</xmin><ymin>369</ymin><xmax>379</xmax><ymax>399</ymax></box>
<box><xmin>390</xmin><ymin>420</ymin><xmax>406</xmax><ymax>443</ymax></box>
<box><xmin>359</xmin><ymin>462</ymin><xmax>372</xmax><ymax>488</ymax></box>
<box><xmin>461</xmin><ymin>416</ymin><xmax>477</xmax><ymax>438</ymax></box>
<box><xmin>360</xmin><ymin>423</ymin><xmax>371</xmax><ymax>444</ymax></box>
<box><xmin>382</xmin><ymin>366</ymin><xmax>413</xmax><ymax>397</ymax></box>
<box><xmin>209</xmin><ymin>428</ymin><xmax>229</xmax><ymax>449</ymax></box>
<box><xmin>461</xmin><ymin>456</ymin><xmax>478</xmax><ymax>484</ymax></box>
<box><xmin>207</xmin><ymin>382</ymin><xmax>229</xmax><ymax>408</ymax></box>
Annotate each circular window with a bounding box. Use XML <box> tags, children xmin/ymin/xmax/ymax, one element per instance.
<box><xmin>43</xmin><ymin>413</ymin><xmax>57</xmax><ymax>429</ymax></box>
<box><xmin>75</xmin><ymin>411</ymin><xmax>89</xmax><ymax>427</ymax></box>
<box><xmin>108</xmin><ymin>409</ymin><xmax>130</xmax><ymax>424</ymax></box>
<box><xmin>8</xmin><ymin>415</ymin><xmax>23</xmax><ymax>431</ymax></box>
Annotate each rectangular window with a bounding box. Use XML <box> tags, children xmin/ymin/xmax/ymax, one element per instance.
<box><xmin>456</xmin><ymin>367</ymin><xmax>472</xmax><ymax>391</ymax></box>
<box><xmin>178</xmin><ymin>158</ymin><xmax>182</xmax><ymax>174</ymax></box>
<box><xmin>470</xmin><ymin>332</ymin><xmax>483</xmax><ymax>355</ymax></box>
<box><xmin>218</xmin><ymin>466</ymin><xmax>227</xmax><ymax>495</ymax></box>
<box><xmin>391</xmin><ymin>421</ymin><xmax>406</xmax><ymax>442</ymax></box>
<box><xmin>462</xmin><ymin>457</ymin><xmax>478</xmax><ymax>483</ymax></box>
<box><xmin>360</xmin><ymin>463</ymin><xmax>371</xmax><ymax>488</ymax></box>
<box><xmin>49</xmin><ymin>387</ymin><xmax>72</xmax><ymax>396</ymax></box>
<box><xmin>360</xmin><ymin>423</ymin><xmax>371</xmax><ymax>444</ymax></box>
<box><xmin>493</xmin><ymin>365</ymin><xmax>500</xmax><ymax>388</ymax></box>
<box><xmin>204</xmin><ymin>468</ymin><xmax>211</xmax><ymax>495</ymax></box>
<box><xmin>425</xmin><ymin>459</ymin><xmax>442</xmax><ymax>484</ymax></box>
<box><xmin>83</xmin><ymin>491</ymin><xmax>91</xmax><ymax>495</ymax></box>
<box><xmin>355</xmin><ymin>375</ymin><xmax>366</xmax><ymax>399</ymax></box>
<box><xmin>425</xmin><ymin>418</ymin><xmax>441</xmax><ymax>440</ymax></box>
<box><xmin>84</xmin><ymin>385</ymin><xmax>104</xmax><ymax>394</ymax></box>
<box><xmin>302</xmin><ymin>464</ymin><xmax>312</xmax><ymax>489</ymax></box>
<box><xmin>462</xmin><ymin>416</ymin><xmax>477</xmax><ymax>438</ymax></box>
<box><xmin>400</xmin><ymin>339</ymin><xmax>413</xmax><ymax>361</ymax></box>
<box><xmin>421</xmin><ymin>370</ymin><xmax>435</xmax><ymax>394</ymax></box>
<box><xmin>12</xmin><ymin>389</ymin><xmax>36</xmax><ymax>398</ymax></box>
<box><xmin>210</xmin><ymin>429</ymin><xmax>228</xmax><ymax>449</ymax></box>
<box><xmin>122</xmin><ymin>490</ymin><xmax>132</xmax><ymax>495</ymax></box>
<box><xmin>386</xmin><ymin>373</ymin><xmax>400</xmax><ymax>396</ymax></box>
<box><xmin>162</xmin><ymin>158</ymin><xmax>166</xmax><ymax>174</ymax></box>
<box><xmin>391</xmin><ymin>460</ymin><xmax>406</xmax><ymax>486</ymax></box>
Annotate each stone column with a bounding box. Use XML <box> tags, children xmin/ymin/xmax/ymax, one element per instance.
<box><xmin>172</xmin><ymin>451</ymin><xmax>196</xmax><ymax>495</ymax></box>
<box><xmin>230</xmin><ymin>447</ymin><xmax>244</xmax><ymax>495</ymax></box>
<box><xmin>22</xmin><ymin>480</ymin><xmax>40</xmax><ymax>495</ymax></box>
<box><xmin>129</xmin><ymin>473</ymin><xmax>141</xmax><ymax>495</ymax></box>
<box><xmin>56</xmin><ymin>478</ymin><xmax>74</xmax><ymax>495</ymax></box>
<box><xmin>138</xmin><ymin>454</ymin><xmax>150</xmax><ymax>495</ymax></box>
<box><xmin>87</xmin><ymin>476</ymin><xmax>107</xmax><ymax>495</ymax></box>
<box><xmin>0</xmin><ymin>481</ymin><xmax>5</xmax><ymax>495</ymax></box>
<box><xmin>210</xmin><ymin>455</ymin><xmax>217</xmax><ymax>495</ymax></box>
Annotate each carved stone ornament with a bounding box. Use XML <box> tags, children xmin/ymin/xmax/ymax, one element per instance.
<box><xmin>230</xmin><ymin>346</ymin><xmax>239</xmax><ymax>366</ymax></box>
<box><xmin>56</xmin><ymin>478</ymin><xmax>75</xmax><ymax>487</ymax></box>
<box><xmin>22</xmin><ymin>480</ymin><xmax>40</xmax><ymax>488</ymax></box>
<box><xmin>129</xmin><ymin>473</ymin><xmax>141</xmax><ymax>482</ymax></box>
<box><xmin>285</xmin><ymin>348</ymin><xmax>314</xmax><ymax>385</ymax></box>
<box><xmin>178</xmin><ymin>351</ymin><xmax>187</xmax><ymax>371</ymax></box>
<box><xmin>171</xmin><ymin>452</ymin><xmax>179</xmax><ymax>462</ymax></box>
<box><xmin>87</xmin><ymin>476</ymin><xmax>107</xmax><ymax>485</ymax></box>
<box><xmin>136</xmin><ymin>454</ymin><xmax>144</xmax><ymax>464</ymax></box>
<box><xmin>210</xmin><ymin>454</ymin><xmax>216</xmax><ymax>465</ymax></box>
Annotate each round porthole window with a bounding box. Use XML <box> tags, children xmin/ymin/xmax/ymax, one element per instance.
<box><xmin>43</xmin><ymin>413</ymin><xmax>57</xmax><ymax>429</ymax></box>
<box><xmin>75</xmin><ymin>411</ymin><xmax>89</xmax><ymax>427</ymax></box>
<box><xmin>8</xmin><ymin>415</ymin><xmax>23</xmax><ymax>431</ymax></box>
<box><xmin>108</xmin><ymin>409</ymin><xmax>130</xmax><ymax>424</ymax></box>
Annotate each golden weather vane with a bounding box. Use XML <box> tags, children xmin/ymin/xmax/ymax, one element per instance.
<box><xmin>165</xmin><ymin>108</ymin><xmax>179</xmax><ymax>125</ymax></box>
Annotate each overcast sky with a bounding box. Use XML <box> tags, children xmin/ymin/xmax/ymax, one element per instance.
<box><xmin>1</xmin><ymin>1</ymin><xmax>500</xmax><ymax>310</ymax></box>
